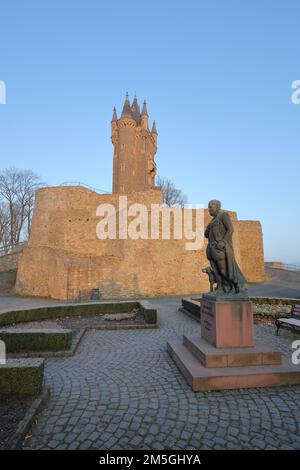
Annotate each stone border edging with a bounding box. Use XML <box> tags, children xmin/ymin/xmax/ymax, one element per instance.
<box><xmin>6</xmin><ymin>386</ymin><xmax>50</xmax><ymax>450</ymax></box>
<box><xmin>8</xmin><ymin>322</ymin><xmax>159</xmax><ymax>359</ymax></box>
<box><xmin>178</xmin><ymin>307</ymin><xmax>200</xmax><ymax>323</ymax></box>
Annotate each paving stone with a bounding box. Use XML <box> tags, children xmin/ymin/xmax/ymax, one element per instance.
<box><xmin>20</xmin><ymin>298</ymin><xmax>300</xmax><ymax>450</ymax></box>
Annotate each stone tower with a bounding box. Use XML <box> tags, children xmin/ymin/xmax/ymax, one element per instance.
<box><xmin>111</xmin><ymin>93</ymin><xmax>158</xmax><ymax>194</ymax></box>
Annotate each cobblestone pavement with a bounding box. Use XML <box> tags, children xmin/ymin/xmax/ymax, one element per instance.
<box><xmin>23</xmin><ymin>298</ymin><xmax>300</xmax><ymax>450</ymax></box>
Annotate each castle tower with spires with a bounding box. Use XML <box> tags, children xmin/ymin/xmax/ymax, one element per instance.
<box><xmin>111</xmin><ymin>93</ymin><xmax>158</xmax><ymax>194</ymax></box>
<box><xmin>15</xmin><ymin>92</ymin><xmax>265</xmax><ymax>301</ymax></box>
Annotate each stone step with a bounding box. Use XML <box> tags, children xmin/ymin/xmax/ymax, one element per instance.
<box><xmin>183</xmin><ymin>335</ymin><xmax>282</xmax><ymax>368</ymax></box>
<box><xmin>167</xmin><ymin>339</ymin><xmax>300</xmax><ymax>391</ymax></box>
<box><xmin>0</xmin><ymin>358</ymin><xmax>44</xmax><ymax>395</ymax></box>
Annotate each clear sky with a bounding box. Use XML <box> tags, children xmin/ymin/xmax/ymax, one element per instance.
<box><xmin>0</xmin><ymin>1</ymin><xmax>299</xmax><ymax>264</ymax></box>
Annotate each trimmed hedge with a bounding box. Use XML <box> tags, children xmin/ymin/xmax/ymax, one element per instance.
<box><xmin>139</xmin><ymin>301</ymin><xmax>157</xmax><ymax>324</ymax></box>
<box><xmin>191</xmin><ymin>296</ymin><xmax>299</xmax><ymax>307</ymax></box>
<box><xmin>0</xmin><ymin>329</ymin><xmax>72</xmax><ymax>353</ymax></box>
<box><xmin>187</xmin><ymin>296</ymin><xmax>296</xmax><ymax>319</ymax></box>
<box><xmin>0</xmin><ymin>358</ymin><xmax>44</xmax><ymax>396</ymax></box>
<box><xmin>250</xmin><ymin>297</ymin><xmax>300</xmax><ymax>306</ymax></box>
<box><xmin>0</xmin><ymin>301</ymin><xmax>139</xmax><ymax>327</ymax></box>
<box><xmin>0</xmin><ymin>300</ymin><xmax>157</xmax><ymax>328</ymax></box>
<box><xmin>252</xmin><ymin>304</ymin><xmax>291</xmax><ymax>319</ymax></box>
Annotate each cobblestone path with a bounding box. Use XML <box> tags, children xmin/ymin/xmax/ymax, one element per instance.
<box><xmin>24</xmin><ymin>298</ymin><xmax>300</xmax><ymax>450</ymax></box>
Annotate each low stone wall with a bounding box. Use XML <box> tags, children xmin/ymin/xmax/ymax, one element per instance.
<box><xmin>0</xmin><ymin>269</ymin><xmax>17</xmax><ymax>293</ymax></box>
<box><xmin>265</xmin><ymin>262</ymin><xmax>284</xmax><ymax>269</ymax></box>
<box><xmin>181</xmin><ymin>298</ymin><xmax>201</xmax><ymax>320</ymax></box>
<box><xmin>0</xmin><ymin>246</ymin><xmax>24</xmax><ymax>273</ymax></box>
<box><xmin>0</xmin><ymin>246</ymin><xmax>25</xmax><ymax>294</ymax></box>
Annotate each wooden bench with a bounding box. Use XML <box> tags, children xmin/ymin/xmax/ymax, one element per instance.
<box><xmin>275</xmin><ymin>304</ymin><xmax>300</xmax><ymax>335</ymax></box>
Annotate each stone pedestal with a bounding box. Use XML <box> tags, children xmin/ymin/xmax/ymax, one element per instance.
<box><xmin>201</xmin><ymin>296</ymin><xmax>254</xmax><ymax>348</ymax></box>
<box><xmin>167</xmin><ymin>295</ymin><xmax>300</xmax><ymax>391</ymax></box>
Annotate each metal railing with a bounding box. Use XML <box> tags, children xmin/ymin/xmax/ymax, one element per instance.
<box><xmin>0</xmin><ymin>241</ymin><xmax>27</xmax><ymax>257</ymax></box>
<box><xmin>59</xmin><ymin>181</ymin><xmax>110</xmax><ymax>194</ymax></box>
<box><xmin>282</xmin><ymin>263</ymin><xmax>300</xmax><ymax>271</ymax></box>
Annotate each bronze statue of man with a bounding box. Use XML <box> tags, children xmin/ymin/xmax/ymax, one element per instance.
<box><xmin>205</xmin><ymin>200</ymin><xmax>246</xmax><ymax>294</ymax></box>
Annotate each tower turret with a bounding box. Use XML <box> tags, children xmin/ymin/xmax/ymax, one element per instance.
<box><xmin>120</xmin><ymin>92</ymin><xmax>134</xmax><ymax>119</ymax></box>
<box><xmin>111</xmin><ymin>106</ymin><xmax>118</xmax><ymax>138</ymax></box>
<box><xmin>141</xmin><ymin>100</ymin><xmax>149</xmax><ymax>130</ymax></box>
<box><xmin>151</xmin><ymin>120</ymin><xmax>158</xmax><ymax>145</ymax></box>
<box><xmin>112</xmin><ymin>94</ymin><xmax>157</xmax><ymax>194</ymax></box>
<box><xmin>131</xmin><ymin>95</ymin><xmax>141</xmax><ymax>124</ymax></box>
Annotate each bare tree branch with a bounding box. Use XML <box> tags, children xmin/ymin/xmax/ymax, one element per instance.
<box><xmin>156</xmin><ymin>175</ymin><xmax>187</xmax><ymax>208</ymax></box>
<box><xmin>0</xmin><ymin>167</ymin><xmax>44</xmax><ymax>250</ymax></box>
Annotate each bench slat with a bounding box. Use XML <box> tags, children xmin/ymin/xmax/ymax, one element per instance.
<box><xmin>277</xmin><ymin>318</ymin><xmax>300</xmax><ymax>327</ymax></box>
<box><xmin>291</xmin><ymin>304</ymin><xmax>300</xmax><ymax>319</ymax></box>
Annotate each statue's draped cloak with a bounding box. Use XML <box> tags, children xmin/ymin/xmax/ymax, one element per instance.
<box><xmin>205</xmin><ymin>211</ymin><xmax>246</xmax><ymax>287</ymax></box>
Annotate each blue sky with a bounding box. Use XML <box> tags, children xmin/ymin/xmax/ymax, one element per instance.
<box><xmin>0</xmin><ymin>1</ymin><xmax>299</xmax><ymax>263</ymax></box>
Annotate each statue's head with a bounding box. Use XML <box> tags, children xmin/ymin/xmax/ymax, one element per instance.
<box><xmin>208</xmin><ymin>199</ymin><xmax>221</xmax><ymax>217</ymax></box>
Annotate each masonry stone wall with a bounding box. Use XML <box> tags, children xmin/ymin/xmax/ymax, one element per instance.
<box><xmin>15</xmin><ymin>186</ymin><xmax>265</xmax><ymax>300</ymax></box>
<box><xmin>237</xmin><ymin>220</ymin><xmax>265</xmax><ymax>283</ymax></box>
<box><xmin>0</xmin><ymin>246</ymin><xmax>24</xmax><ymax>273</ymax></box>
<box><xmin>265</xmin><ymin>261</ymin><xmax>284</xmax><ymax>269</ymax></box>
<box><xmin>111</xmin><ymin>96</ymin><xmax>157</xmax><ymax>194</ymax></box>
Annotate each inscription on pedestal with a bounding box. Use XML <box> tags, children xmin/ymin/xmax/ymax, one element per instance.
<box><xmin>201</xmin><ymin>300</ymin><xmax>216</xmax><ymax>345</ymax></box>
<box><xmin>201</xmin><ymin>298</ymin><xmax>254</xmax><ymax>348</ymax></box>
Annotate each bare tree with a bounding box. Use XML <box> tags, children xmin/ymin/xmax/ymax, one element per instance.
<box><xmin>0</xmin><ymin>168</ymin><xmax>43</xmax><ymax>251</ymax></box>
<box><xmin>156</xmin><ymin>175</ymin><xmax>187</xmax><ymax>207</ymax></box>
<box><xmin>0</xmin><ymin>203</ymin><xmax>9</xmax><ymax>249</ymax></box>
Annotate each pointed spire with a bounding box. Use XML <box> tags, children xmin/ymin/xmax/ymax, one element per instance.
<box><xmin>141</xmin><ymin>100</ymin><xmax>148</xmax><ymax>116</ymax></box>
<box><xmin>151</xmin><ymin>120</ymin><xmax>157</xmax><ymax>134</ymax></box>
<box><xmin>111</xmin><ymin>106</ymin><xmax>118</xmax><ymax>122</ymax></box>
<box><xmin>131</xmin><ymin>94</ymin><xmax>141</xmax><ymax>124</ymax></box>
<box><xmin>121</xmin><ymin>92</ymin><xmax>133</xmax><ymax>118</ymax></box>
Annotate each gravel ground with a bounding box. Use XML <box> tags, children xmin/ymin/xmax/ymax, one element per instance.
<box><xmin>0</xmin><ymin>395</ymin><xmax>35</xmax><ymax>449</ymax></box>
<box><xmin>58</xmin><ymin>308</ymin><xmax>145</xmax><ymax>342</ymax></box>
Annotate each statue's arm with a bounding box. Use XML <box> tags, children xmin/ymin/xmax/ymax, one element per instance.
<box><xmin>221</xmin><ymin>212</ymin><xmax>234</xmax><ymax>243</ymax></box>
